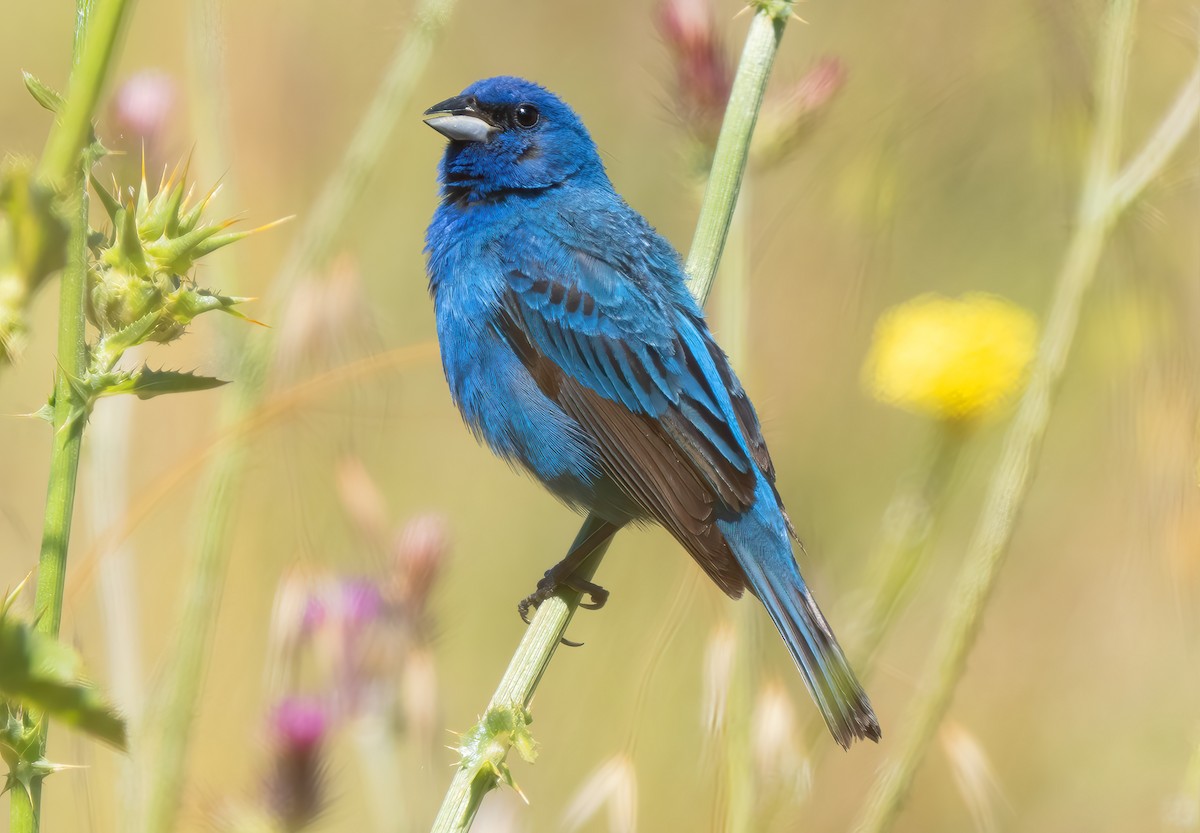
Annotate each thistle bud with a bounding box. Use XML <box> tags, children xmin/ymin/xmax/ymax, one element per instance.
<box><xmin>86</xmin><ymin>159</ymin><xmax>284</xmax><ymax>365</ymax></box>
<box><xmin>264</xmin><ymin>697</ymin><xmax>329</xmax><ymax>831</ymax></box>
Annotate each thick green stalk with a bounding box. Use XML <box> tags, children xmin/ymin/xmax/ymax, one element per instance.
<box><xmin>429</xmin><ymin>4</ymin><xmax>797</xmax><ymax>830</ymax></box>
<box><xmin>9</xmin><ymin>1</ymin><xmax>132</xmax><ymax>831</ymax></box>
<box><xmin>853</xmin><ymin>0</ymin><xmax>1200</xmax><ymax>829</ymax></box>
<box><xmin>138</xmin><ymin>3</ymin><xmax>459</xmax><ymax>832</ymax></box>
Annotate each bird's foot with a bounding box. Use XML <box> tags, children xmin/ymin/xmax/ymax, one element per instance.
<box><xmin>517</xmin><ymin>570</ymin><xmax>610</xmax><ymax>647</ymax></box>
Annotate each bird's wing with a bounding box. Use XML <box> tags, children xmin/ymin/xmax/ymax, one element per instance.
<box><xmin>493</xmin><ymin>230</ymin><xmax>782</xmax><ymax>595</ymax></box>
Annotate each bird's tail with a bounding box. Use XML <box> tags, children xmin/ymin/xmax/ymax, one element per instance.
<box><xmin>718</xmin><ymin>496</ymin><xmax>881</xmax><ymax>749</ymax></box>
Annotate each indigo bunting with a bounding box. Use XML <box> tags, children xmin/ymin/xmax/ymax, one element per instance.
<box><xmin>423</xmin><ymin>76</ymin><xmax>879</xmax><ymax>748</ymax></box>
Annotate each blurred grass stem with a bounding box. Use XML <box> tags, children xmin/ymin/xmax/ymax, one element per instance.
<box><xmin>429</xmin><ymin>4</ymin><xmax>796</xmax><ymax>830</ymax></box>
<box><xmin>855</xmin><ymin>426</ymin><xmax>963</xmax><ymax>668</ymax></box>
<box><xmin>853</xmin><ymin>1</ymin><xmax>1200</xmax><ymax>830</ymax></box>
<box><xmin>138</xmin><ymin>3</ymin><xmax>459</xmax><ymax>832</ymax></box>
<box><xmin>715</xmin><ymin>185</ymin><xmax>758</xmax><ymax>833</ymax></box>
<box><xmin>12</xmin><ymin>1</ymin><xmax>133</xmax><ymax>831</ymax></box>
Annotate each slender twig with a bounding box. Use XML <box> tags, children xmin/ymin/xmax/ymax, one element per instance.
<box><xmin>853</xmin><ymin>2</ymin><xmax>1200</xmax><ymax>830</ymax></box>
<box><xmin>428</xmin><ymin>5</ymin><xmax>797</xmax><ymax>831</ymax></box>
<box><xmin>9</xmin><ymin>2</ymin><xmax>133</xmax><ymax>831</ymax></box>
<box><xmin>137</xmin><ymin>3</ymin><xmax>459</xmax><ymax>832</ymax></box>
<box><xmin>852</xmin><ymin>426</ymin><xmax>964</xmax><ymax>670</ymax></box>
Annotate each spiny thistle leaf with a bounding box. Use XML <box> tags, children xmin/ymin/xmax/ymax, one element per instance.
<box><xmin>21</xmin><ymin>73</ymin><xmax>106</xmax><ymax>161</ymax></box>
<box><xmin>177</xmin><ymin>180</ymin><xmax>222</xmax><ymax>234</ymax></box>
<box><xmin>192</xmin><ymin>215</ymin><xmax>294</xmax><ymax>260</ymax></box>
<box><xmin>0</xmin><ymin>613</ymin><xmax>127</xmax><ymax>749</ymax></box>
<box><xmin>22</xmin><ymin>72</ymin><xmax>63</xmax><ymax>113</ymax></box>
<box><xmin>165</xmin><ymin>285</ymin><xmax>254</xmax><ymax>325</ymax></box>
<box><xmin>88</xmin><ymin>174</ymin><xmax>122</xmax><ymax>225</ymax></box>
<box><xmin>95</xmin><ymin>365</ymin><xmax>228</xmax><ymax>401</ymax></box>
<box><xmin>143</xmin><ymin>219</ymin><xmax>234</xmax><ymax>275</ymax></box>
<box><xmin>98</xmin><ymin>310</ymin><xmax>167</xmax><ymax>358</ymax></box>
<box><xmin>456</xmin><ymin>703</ymin><xmax>538</xmax><ymax>816</ymax></box>
<box><xmin>113</xmin><ymin>197</ymin><xmax>148</xmax><ymax>273</ymax></box>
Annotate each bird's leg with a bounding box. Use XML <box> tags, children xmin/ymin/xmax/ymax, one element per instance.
<box><xmin>517</xmin><ymin>518</ymin><xmax>618</xmax><ymax>628</ymax></box>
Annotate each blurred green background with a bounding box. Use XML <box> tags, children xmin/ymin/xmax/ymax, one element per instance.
<box><xmin>2</xmin><ymin>0</ymin><xmax>1200</xmax><ymax>831</ymax></box>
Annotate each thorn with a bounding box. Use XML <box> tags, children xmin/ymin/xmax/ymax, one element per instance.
<box><xmin>179</xmin><ymin>181</ymin><xmax>196</xmax><ymax>215</ymax></box>
<box><xmin>2</xmin><ymin>573</ymin><xmax>32</xmax><ymax>614</ymax></box>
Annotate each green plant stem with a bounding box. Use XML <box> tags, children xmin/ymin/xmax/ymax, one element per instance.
<box><xmin>10</xmin><ymin>2</ymin><xmax>132</xmax><ymax>831</ymax></box>
<box><xmin>801</xmin><ymin>426</ymin><xmax>963</xmax><ymax>770</ymax></box>
<box><xmin>854</xmin><ymin>425</ymin><xmax>963</xmax><ymax>670</ymax></box>
<box><xmin>853</xmin><ymin>1</ymin><xmax>1200</xmax><ymax>830</ymax></box>
<box><xmin>137</xmin><ymin>3</ymin><xmax>459</xmax><ymax>832</ymax></box>
<box><xmin>685</xmin><ymin>6</ymin><xmax>789</xmax><ymax>301</ymax></box>
<box><xmin>36</xmin><ymin>0</ymin><xmax>131</xmax><ymax>190</ymax></box>
<box><xmin>8</xmin><ymin>167</ymin><xmax>89</xmax><ymax>833</ymax></box>
<box><xmin>429</xmin><ymin>4</ymin><xmax>798</xmax><ymax>831</ymax></box>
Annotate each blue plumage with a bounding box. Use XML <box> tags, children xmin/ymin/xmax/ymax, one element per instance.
<box><xmin>423</xmin><ymin>76</ymin><xmax>879</xmax><ymax>748</ymax></box>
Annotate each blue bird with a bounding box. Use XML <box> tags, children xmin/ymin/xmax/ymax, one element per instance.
<box><xmin>423</xmin><ymin>76</ymin><xmax>879</xmax><ymax>748</ymax></box>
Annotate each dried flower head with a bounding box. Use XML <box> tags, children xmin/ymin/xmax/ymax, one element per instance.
<box><xmin>864</xmin><ymin>293</ymin><xmax>1037</xmax><ymax>423</ymax></box>
<box><xmin>657</xmin><ymin>0</ymin><xmax>732</xmax><ymax>142</ymax></box>
<box><xmin>334</xmin><ymin>455</ymin><xmax>391</xmax><ymax>547</ymax></box>
<box><xmin>751</xmin><ymin>680</ymin><xmax>811</xmax><ymax>803</ymax></box>
<box><xmin>561</xmin><ymin>755</ymin><xmax>638</xmax><ymax>833</ymax></box>
<box><xmin>941</xmin><ymin>721</ymin><xmax>1007</xmax><ymax>833</ymax></box>
<box><xmin>275</xmin><ymin>256</ymin><xmax>376</xmax><ymax>380</ymax></box>
<box><xmin>700</xmin><ymin>620</ymin><xmax>736</xmax><ymax>736</ymax></box>
<box><xmin>753</xmin><ymin>58</ymin><xmax>848</xmax><ymax>167</ymax></box>
<box><xmin>390</xmin><ymin>514</ymin><xmax>449</xmax><ymax>619</ymax></box>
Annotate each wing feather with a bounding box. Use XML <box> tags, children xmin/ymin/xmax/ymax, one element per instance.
<box><xmin>496</xmin><ymin>230</ymin><xmax>784</xmax><ymax>595</ymax></box>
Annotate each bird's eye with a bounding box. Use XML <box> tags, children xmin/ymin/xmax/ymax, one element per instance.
<box><xmin>513</xmin><ymin>103</ymin><xmax>540</xmax><ymax>129</ymax></box>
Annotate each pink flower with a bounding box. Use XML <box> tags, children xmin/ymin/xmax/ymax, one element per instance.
<box><xmin>111</xmin><ymin>70</ymin><xmax>176</xmax><ymax>141</ymax></box>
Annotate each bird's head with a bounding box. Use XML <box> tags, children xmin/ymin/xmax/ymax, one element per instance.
<box><xmin>424</xmin><ymin>76</ymin><xmax>605</xmax><ymax>199</ymax></box>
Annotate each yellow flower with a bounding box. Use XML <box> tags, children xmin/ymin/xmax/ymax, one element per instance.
<box><xmin>864</xmin><ymin>293</ymin><xmax>1037</xmax><ymax>423</ymax></box>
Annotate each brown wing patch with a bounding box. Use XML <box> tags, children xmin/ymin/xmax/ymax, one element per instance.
<box><xmin>557</xmin><ymin>378</ymin><xmax>746</xmax><ymax>597</ymax></box>
<box><xmin>498</xmin><ymin>304</ymin><xmax>747</xmax><ymax>597</ymax></box>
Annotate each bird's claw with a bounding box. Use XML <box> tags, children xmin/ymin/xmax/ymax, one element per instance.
<box><xmin>516</xmin><ymin>570</ymin><xmax>610</xmax><ymax>646</ymax></box>
<box><xmin>517</xmin><ymin>571</ymin><xmax>559</xmax><ymax>624</ymax></box>
<box><xmin>570</xmin><ymin>578</ymin><xmax>609</xmax><ymax>610</ymax></box>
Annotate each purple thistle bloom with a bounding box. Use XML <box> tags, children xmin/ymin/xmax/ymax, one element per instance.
<box><xmin>266</xmin><ymin>697</ymin><xmax>328</xmax><ymax>831</ymax></box>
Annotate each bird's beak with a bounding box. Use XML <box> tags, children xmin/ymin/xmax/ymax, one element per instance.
<box><xmin>423</xmin><ymin>96</ymin><xmax>497</xmax><ymax>142</ymax></box>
